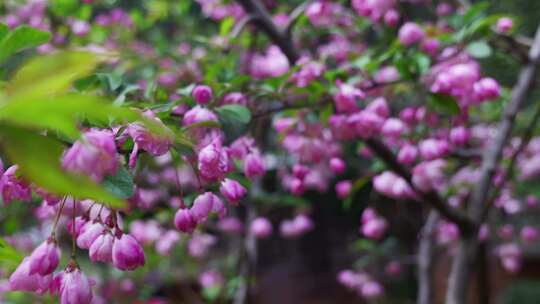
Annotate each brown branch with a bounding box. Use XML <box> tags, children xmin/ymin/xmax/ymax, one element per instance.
<box><xmin>284</xmin><ymin>0</ymin><xmax>313</xmax><ymax>39</ymax></box>
<box><xmin>230</xmin><ymin>15</ymin><xmax>257</xmax><ymax>39</ymax></box>
<box><xmin>445</xmin><ymin>24</ymin><xmax>540</xmax><ymax>304</ymax></box>
<box><xmin>417</xmin><ymin>211</ymin><xmax>439</xmax><ymax>304</ymax></box>
<box><xmin>365</xmin><ymin>138</ymin><xmax>474</xmax><ymax>233</ymax></box>
<box><xmin>235</xmin><ymin>0</ymin><xmax>299</xmax><ymax>64</ymax></box>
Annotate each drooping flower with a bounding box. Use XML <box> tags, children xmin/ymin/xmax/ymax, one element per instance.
<box><xmin>220</xmin><ymin>178</ymin><xmax>247</xmax><ymax>205</ymax></box>
<box><xmin>58</xmin><ymin>266</ymin><xmax>94</xmax><ymax>304</ymax></box>
<box><xmin>192</xmin><ymin>85</ymin><xmax>213</xmax><ymax>105</ymax></box>
<box><xmin>190</xmin><ymin>192</ymin><xmax>221</xmax><ymax>223</ymax></box>
<box><xmin>198</xmin><ymin>142</ymin><xmax>229</xmax><ymax>181</ymax></box>
<box><xmin>62</xmin><ymin>129</ymin><xmax>118</xmax><ymax>182</ymax></box>
<box><xmin>89</xmin><ymin>232</ymin><xmax>114</xmax><ymax>263</ymax></box>
<box><xmin>174</xmin><ymin>208</ymin><xmax>197</xmax><ymax>233</ymax></box>
<box><xmin>0</xmin><ymin>165</ymin><xmax>32</xmax><ymax>204</ymax></box>
<box><xmin>28</xmin><ymin>239</ymin><xmax>61</xmax><ymax>276</ymax></box>
<box><xmin>112</xmin><ymin>233</ymin><xmax>145</xmax><ymax>271</ymax></box>
<box><xmin>9</xmin><ymin>257</ymin><xmax>52</xmax><ymax>293</ymax></box>
<box><xmin>250</xmin><ymin>217</ymin><xmax>273</xmax><ymax>239</ymax></box>
<box><xmin>244</xmin><ymin>151</ymin><xmax>266</xmax><ymax>179</ymax></box>
<box><xmin>77</xmin><ymin>221</ymin><xmax>105</xmax><ymax>250</ymax></box>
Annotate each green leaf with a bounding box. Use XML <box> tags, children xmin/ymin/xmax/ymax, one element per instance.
<box><xmin>0</xmin><ymin>23</ymin><xmax>9</xmax><ymax>41</ymax></box>
<box><xmin>0</xmin><ymin>237</ymin><xmax>23</xmax><ymax>267</ymax></box>
<box><xmin>0</xmin><ymin>25</ymin><xmax>51</xmax><ymax>64</ymax></box>
<box><xmin>466</xmin><ymin>40</ymin><xmax>492</xmax><ymax>58</ymax></box>
<box><xmin>0</xmin><ymin>125</ymin><xmax>127</xmax><ymax>208</ymax></box>
<box><xmin>427</xmin><ymin>93</ymin><xmax>460</xmax><ymax>115</ymax></box>
<box><xmin>220</xmin><ymin>17</ymin><xmax>235</xmax><ymax>37</ymax></box>
<box><xmin>102</xmin><ymin>167</ymin><xmax>135</xmax><ymax>199</ymax></box>
<box><xmin>215</xmin><ymin>104</ymin><xmax>251</xmax><ymax>140</ymax></box>
<box><xmin>6</xmin><ymin>51</ymin><xmax>101</xmax><ymax>99</ymax></box>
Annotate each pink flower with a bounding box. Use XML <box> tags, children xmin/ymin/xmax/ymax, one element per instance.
<box><xmin>361</xmin><ymin>217</ymin><xmax>388</xmax><ymax>240</ymax></box>
<box><xmin>373</xmin><ymin>171</ymin><xmax>415</xmax><ymax>199</ymax></box>
<box><xmin>352</xmin><ymin>0</ymin><xmax>396</xmax><ymax>22</ymax></box>
<box><xmin>62</xmin><ymin>129</ymin><xmax>118</xmax><ymax>182</ymax></box>
<box><xmin>198</xmin><ymin>270</ymin><xmax>224</xmax><ymax>289</ymax></box>
<box><xmin>419</xmin><ymin>138</ymin><xmax>449</xmax><ymax>160</ymax></box>
<box><xmin>244</xmin><ymin>152</ymin><xmax>266</xmax><ymax>179</ymax></box>
<box><xmin>190</xmin><ymin>192</ymin><xmax>221</xmax><ymax>223</ymax></box>
<box><xmin>397</xmin><ymin>144</ymin><xmax>418</xmax><ymax>165</ymax></box>
<box><xmin>412</xmin><ymin>160</ymin><xmax>447</xmax><ymax>192</ymax></box>
<box><xmin>398</xmin><ymin>22</ymin><xmax>424</xmax><ymax>46</ymax></box>
<box><xmin>112</xmin><ymin>233</ymin><xmax>145</xmax><ymax>271</ymax></box>
<box><xmin>329</xmin><ymin>157</ymin><xmax>346</xmax><ymax>174</ymax></box>
<box><xmin>9</xmin><ymin>257</ymin><xmax>52</xmax><ymax>293</ymax></box>
<box><xmin>0</xmin><ymin>165</ymin><xmax>32</xmax><ymax>204</ymax></box>
<box><xmin>192</xmin><ymin>85</ymin><xmax>213</xmax><ymax>105</ymax></box>
<box><xmin>217</xmin><ymin>217</ymin><xmax>244</xmax><ymax>234</ymax></box>
<box><xmin>384</xmin><ymin>9</ymin><xmax>399</xmax><ymax>27</ymax></box>
<box><xmin>251</xmin><ymin>46</ymin><xmax>290</xmax><ymax>78</ymax></box>
<box><xmin>58</xmin><ymin>267</ymin><xmax>93</xmax><ymax>304</ymax></box>
<box><xmin>174</xmin><ymin>208</ymin><xmax>197</xmax><ymax>233</ymax></box>
<box><xmin>155</xmin><ymin>230</ymin><xmax>180</xmax><ymax>256</ymax></box>
<box><xmin>333</xmin><ymin>81</ymin><xmax>364</xmax><ymax>113</ymax></box>
<box><xmin>221</xmin><ymin>92</ymin><xmax>247</xmax><ymax>105</ymax></box>
<box><xmin>71</xmin><ymin>20</ymin><xmax>90</xmax><ymax>36</ymax></box>
<box><xmin>198</xmin><ymin>142</ymin><xmax>229</xmax><ymax>181</ymax></box>
<box><xmin>349</xmin><ymin>110</ymin><xmax>385</xmax><ymax>139</ymax></box>
<box><xmin>89</xmin><ymin>233</ymin><xmax>114</xmax><ymax>263</ymax></box>
<box><xmin>497</xmin><ymin>243</ymin><xmax>522</xmax><ymax>273</ymax></box>
<box><xmin>250</xmin><ymin>217</ymin><xmax>273</xmax><ymax>239</ymax></box>
<box><xmin>449</xmin><ymin>126</ymin><xmax>470</xmax><ymax>146</ymax></box>
<box><xmin>336</xmin><ymin>180</ymin><xmax>352</xmax><ymax>199</ymax></box>
<box><xmin>77</xmin><ymin>221</ymin><xmax>105</xmax><ymax>250</ymax></box>
<box><xmin>126</xmin><ymin>110</ymin><xmax>172</xmax><ymax>168</ymax></box>
<box><xmin>361</xmin><ymin>281</ymin><xmax>384</xmax><ymax>299</ymax></box>
<box><xmin>220</xmin><ymin>178</ymin><xmax>247</xmax><ymax>205</ymax></box>
<box><xmin>381</xmin><ymin>118</ymin><xmax>407</xmax><ymax>138</ymax></box>
<box><xmin>182</xmin><ymin>106</ymin><xmax>223</xmax><ymax>148</ymax></box>
<box><xmin>520</xmin><ymin>226</ymin><xmax>539</xmax><ymax>244</ymax></box>
<box><xmin>496</xmin><ymin>17</ymin><xmax>513</xmax><ymax>33</ymax></box>
<box><xmin>28</xmin><ymin>239</ymin><xmax>61</xmax><ymax>275</ymax></box>
<box><xmin>474</xmin><ymin>77</ymin><xmax>500</xmax><ymax>101</ymax></box>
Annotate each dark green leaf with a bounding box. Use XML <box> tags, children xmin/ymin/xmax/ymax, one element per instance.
<box><xmin>103</xmin><ymin>167</ymin><xmax>135</xmax><ymax>199</ymax></box>
<box><xmin>215</xmin><ymin>104</ymin><xmax>251</xmax><ymax>140</ymax></box>
<box><xmin>427</xmin><ymin>93</ymin><xmax>460</xmax><ymax>115</ymax></box>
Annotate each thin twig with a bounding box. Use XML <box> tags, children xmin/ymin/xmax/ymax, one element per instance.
<box><xmin>417</xmin><ymin>211</ymin><xmax>439</xmax><ymax>304</ymax></box>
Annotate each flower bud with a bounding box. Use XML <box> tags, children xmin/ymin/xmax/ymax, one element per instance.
<box><xmin>28</xmin><ymin>239</ymin><xmax>60</xmax><ymax>275</ymax></box>
<box><xmin>77</xmin><ymin>221</ymin><xmax>105</xmax><ymax>250</ymax></box>
<box><xmin>174</xmin><ymin>208</ymin><xmax>197</xmax><ymax>233</ymax></box>
<box><xmin>336</xmin><ymin>180</ymin><xmax>352</xmax><ymax>199</ymax></box>
<box><xmin>112</xmin><ymin>233</ymin><xmax>145</xmax><ymax>271</ymax></box>
<box><xmin>190</xmin><ymin>192</ymin><xmax>219</xmax><ymax>223</ymax></box>
<box><xmin>192</xmin><ymin>85</ymin><xmax>213</xmax><ymax>105</ymax></box>
<box><xmin>59</xmin><ymin>267</ymin><xmax>93</xmax><ymax>304</ymax></box>
<box><xmin>397</xmin><ymin>144</ymin><xmax>418</xmax><ymax>165</ymax></box>
<box><xmin>244</xmin><ymin>152</ymin><xmax>266</xmax><ymax>179</ymax></box>
<box><xmin>220</xmin><ymin>178</ymin><xmax>247</xmax><ymax>205</ymax></box>
<box><xmin>398</xmin><ymin>22</ymin><xmax>424</xmax><ymax>46</ymax></box>
<box><xmin>474</xmin><ymin>77</ymin><xmax>500</xmax><ymax>101</ymax></box>
<box><xmin>250</xmin><ymin>217</ymin><xmax>273</xmax><ymax>239</ymax></box>
<box><xmin>89</xmin><ymin>232</ymin><xmax>114</xmax><ymax>263</ymax></box>
<box><xmin>333</xmin><ymin>81</ymin><xmax>364</xmax><ymax>113</ymax></box>
<box><xmin>450</xmin><ymin>126</ymin><xmax>470</xmax><ymax>146</ymax></box>
<box><xmin>198</xmin><ymin>142</ymin><xmax>229</xmax><ymax>181</ymax></box>
<box><xmin>521</xmin><ymin>226</ymin><xmax>539</xmax><ymax>244</ymax></box>
<box><xmin>496</xmin><ymin>17</ymin><xmax>513</xmax><ymax>33</ymax></box>
<box><xmin>329</xmin><ymin>157</ymin><xmax>346</xmax><ymax>174</ymax></box>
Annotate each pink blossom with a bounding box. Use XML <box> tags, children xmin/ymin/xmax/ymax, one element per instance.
<box><xmin>190</xmin><ymin>192</ymin><xmax>221</xmax><ymax>223</ymax></box>
<box><xmin>9</xmin><ymin>257</ymin><xmax>52</xmax><ymax>293</ymax></box>
<box><xmin>397</xmin><ymin>144</ymin><xmax>418</xmax><ymax>165</ymax></box>
<box><xmin>58</xmin><ymin>267</ymin><xmax>93</xmax><ymax>304</ymax></box>
<box><xmin>336</xmin><ymin>180</ymin><xmax>352</xmax><ymax>199</ymax></box>
<box><xmin>398</xmin><ymin>22</ymin><xmax>424</xmax><ymax>46</ymax></box>
<box><xmin>244</xmin><ymin>152</ymin><xmax>266</xmax><ymax>179</ymax></box>
<box><xmin>112</xmin><ymin>233</ymin><xmax>145</xmax><ymax>271</ymax></box>
<box><xmin>449</xmin><ymin>126</ymin><xmax>470</xmax><ymax>146</ymax></box>
<box><xmin>28</xmin><ymin>239</ymin><xmax>61</xmax><ymax>275</ymax></box>
<box><xmin>62</xmin><ymin>129</ymin><xmax>118</xmax><ymax>182</ymax></box>
<box><xmin>520</xmin><ymin>226</ymin><xmax>539</xmax><ymax>244</ymax></box>
<box><xmin>496</xmin><ymin>17</ymin><xmax>513</xmax><ymax>33</ymax></box>
<box><xmin>220</xmin><ymin>178</ymin><xmax>247</xmax><ymax>205</ymax></box>
<box><xmin>174</xmin><ymin>208</ymin><xmax>197</xmax><ymax>233</ymax></box>
<box><xmin>329</xmin><ymin>157</ymin><xmax>346</xmax><ymax>174</ymax></box>
<box><xmin>77</xmin><ymin>221</ymin><xmax>105</xmax><ymax>250</ymax></box>
<box><xmin>89</xmin><ymin>233</ymin><xmax>114</xmax><ymax>263</ymax></box>
<box><xmin>333</xmin><ymin>81</ymin><xmax>364</xmax><ymax>113</ymax></box>
<box><xmin>198</xmin><ymin>142</ymin><xmax>229</xmax><ymax>181</ymax></box>
<box><xmin>192</xmin><ymin>85</ymin><xmax>213</xmax><ymax>105</ymax></box>
<box><xmin>473</xmin><ymin>77</ymin><xmax>500</xmax><ymax>101</ymax></box>
<box><xmin>0</xmin><ymin>165</ymin><xmax>32</xmax><ymax>204</ymax></box>
<box><xmin>250</xmin><ymin>217</ymin><xmax>273</xmax><ymax>239</ymax></box>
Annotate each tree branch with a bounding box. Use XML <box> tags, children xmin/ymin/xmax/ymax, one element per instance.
<box><xmin>417</xmin><ymin>211</ymin><xmax>439</xmax><ymax>304</ymax></box>
<box><xmin>284</xmin><ymin>0</ymin><xmax>313</xmax><ymax>39</ymax></box>
<box><xmin>445</xmin><ymin>24</ymin><xmax>540</xmax><ymax>304</ymax></box>
<box><xmin>365</xmin><ymin>138</ymin><xmax>474</xmax><ymax>233</ymax></box>
<box><xmin>235</xmin><ymin>0</ymin><xmax>299</xmax><ymax>64</ymax></box>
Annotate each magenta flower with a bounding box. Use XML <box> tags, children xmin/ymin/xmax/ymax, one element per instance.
<box><xmin>250</xmin><ymin>217</ymin><xmax>273</xmax><ymax>239</ymax></box>
<box><xmin>89</xmin><ymin>232</ymin><xmax>114</xmax><ymax>263</ymax></box>
<box><xmin>496</xmin><ymin>17</ymin><xmax>513</xmax><ymax>33</ymax></box>
<box><xmin>220</xmin><ymin>178</ymin><xmax>247</xmax><ymax>205</ymax></box>
<box><xmin>28</xmin><ymin>239</ymin><xmax>60</xmax><ymax>275</ymax></box>
<box><xmin>62</xmin><ymin>129</ymin><xmax>118</xmax><ymax>182</ymax></box>
<box><xmin>336</xmin><ymin>180</ymin><xmax>352</xmax><ymax>199</ymax></box>
<box><xmin>77</xmin><ymin>221</ymin><xmax>105</xmax><ymax>250</ymax></box>
<box><xmin>190</xmin><ymin>192</ymin><xmax>220</xmax><ymax>223</ymax></box>
<box><xmin>58</xmin><ymin>267</ymin><xmax>94</xmax><ymax>304</ymax></box>
<box><xmin>9</xmin><ymin>257</ymin><xmax>52</xmax><ymax>293</ymax></box>
<box><xmin>192</xmin><ymin>85</ymin><xmax>213</xmax><ymax>105</ymax></box>
<box><xmin>112</xmin><ymin>233</ymin><xmax>145</xmax><ymax>271</ymax></box>
<box><xmin>244</xmin><ymin>152</ymin><xmax>266</xmax><ymax>179</ymax></box>
<box><xmin>329</xmin><ymin>157</ymin><xmax>346</xmax><ymax>174</ymax></box>
<box><xmin>126</xmin><ymin>110</ymin><xmax>172</xmax><ymax>168</ymax></box>
<box><xmin>0</xmin><ymin>165</ymin><xmax>32</xmax><ymax>204</ymax></box>
<box><xmin>398</xmin><ymin>22</ymin><xmax>424</xmax><ymax>46</ymax></box>
<box><xmin>198</xmin><ymin>142</ymin><xmax>229</xmax><ymax>181</ymax></box>
<box><xmin>333</xmin><ymin>81</ymin><xmax>364</xmax><ymax>113</ymax></box>
<box><xmin>174</xmin><ymin>208</ymin><xmax>197</xmax><ymax>233</ymax></box>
